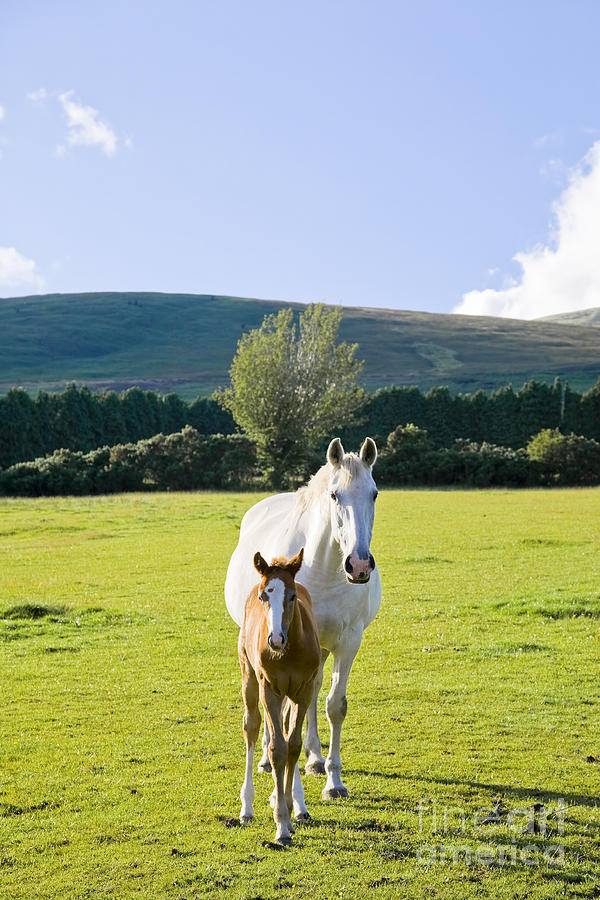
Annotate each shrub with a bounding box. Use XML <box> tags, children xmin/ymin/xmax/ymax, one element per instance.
<box><xmin>526</xmin><ymin>428</ymin><xmax>600</xmax><ymax>485</ymax></box>
<box><xmin>0</xmin><ymin>428</ymin><xmax>258</xmax><ymax>496</ymax></box>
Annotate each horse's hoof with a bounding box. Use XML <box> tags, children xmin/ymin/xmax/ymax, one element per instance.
<box><xmin>322</xmin><ymin>786</ymin><xmax>349</xmax><ymax>800</ymax></box>
<box><xmin>275</xmin><ymin>835</ymin><xmax>292</xmax><ymax>847</ymax></box>
<box><xmin>305</xmin><ymin>760</ymin><xmax>326</xmax><ymax>776</ymax></box>
<box><xmin>258</xmin><ymin>761</ymin><xmax>272</xmax><ymax>773</ymax></box>
<box><xmin>240</xmin><ymin>815</ymin><xmax>254</xmax><ymax>824</ymax></box>
<box><xmin>295</xmin><ymin>811</ymin><xmax>311</xmax><ymax>822</ymax></box>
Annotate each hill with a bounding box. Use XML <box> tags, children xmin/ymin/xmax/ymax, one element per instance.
<box><xmin>537</xmin><ymin>307</ymin><xmax>600</xmax><ymax>328</ymax></box>
<box><xmin>2</xmin><ymin>291</ymin><xmax>600</xmax><ymax>398</ymax></box>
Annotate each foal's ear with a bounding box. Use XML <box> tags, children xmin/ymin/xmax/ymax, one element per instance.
<box><xmin>327</xmin><ymin>437</ymin><xmax>344</xmax><ymax>468</ymax></box>
<box><xmin>253</xmin><ymin>552</ymin><xmax>270</xmax><ymax>576</ymax></box>
<box><xmin>287</xmin><ymin>547</ymin><xmax>304</xmax><ymax>577</ymax></box>
<box><xmin>360</xmin><ymin>437</ymin><xmax>377</xmax><ymax>468</ymax></box>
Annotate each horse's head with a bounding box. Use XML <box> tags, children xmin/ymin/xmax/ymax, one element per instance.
<box><xmin>253</xmin><ymin>548</ymin><xmax>304</xmax><ymax>652</ymax></box>
<box><xmin>326</xmin><ymin>437</ymin><xmax>378</xmax><ymax>584</ymax></box>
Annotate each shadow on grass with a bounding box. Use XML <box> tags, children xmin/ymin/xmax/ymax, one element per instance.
<box><xmin>347</xmin><ymin>769</ymin><xmax>599</xmax><ymax>809</ymax></box>
<box><xmin>2</xmin><ymin>603</ymin><xmax>68</xmax><ymax>620</ymax></box>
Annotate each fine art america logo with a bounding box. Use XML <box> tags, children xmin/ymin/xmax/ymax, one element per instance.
<box><xmin>416</xmin><ymin>798</ymin><xmax>566</xmax><ymax>867</ymax></box>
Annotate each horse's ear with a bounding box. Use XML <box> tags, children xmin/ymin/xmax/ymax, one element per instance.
<box><xmin>287</xmin><ymin>547</ymin><xmax>304</xmax><ymax>577</ymax></box>
<box><xmin>360</xmin><ymin>437</ymin><xmax>377</xmax><ymax>468</ymax></box>
<box><xmin>327</xmin><ymin>437</ymin><xmax>344</xmax><ymax>468</ymax></box>
<box><xmin>253</xmin><ymin>552</ymin><xmax>269</xmax><ymax>576</ymax></box>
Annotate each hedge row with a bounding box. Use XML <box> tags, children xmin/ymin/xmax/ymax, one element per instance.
<box><xmin>0</xmin><ymin>428</ymin><xmax>257</xmax><ymax>496</ymax></box>
<box><xmin>5</xmin><ymin>376</ymin><xmax>600</xmax><ymax>470</ymax></box>
<box><xmin>1</xmin><ymin>424</ymin><xmax>598</xmax><ymax>496</ymax></box>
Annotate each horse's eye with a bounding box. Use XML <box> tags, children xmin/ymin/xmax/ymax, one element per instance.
<box><xmin>288</xmin><ymin>592</ymin><xmax>296</xmax><ymax>603</ymax></box>
<box><xmin>330</xmin><ymin>492</ymin><xmax>337</xmax><ymax>502</ymax></box>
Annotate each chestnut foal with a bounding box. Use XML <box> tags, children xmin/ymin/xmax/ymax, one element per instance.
<box><xmin>238</xmin><ymin>548</ymin><xmax>320</xmax><ymax>845</ymax></box>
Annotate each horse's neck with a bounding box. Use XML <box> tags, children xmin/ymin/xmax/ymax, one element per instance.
<box><xmin>301</xmin><ymin>499</ymin><xmax>341</xmax><ymax>578</ymax></box>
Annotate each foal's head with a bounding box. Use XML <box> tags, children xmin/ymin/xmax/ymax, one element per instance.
<box><xmin>253</xmin><ymin>548</ymin><xmax>304</xmax><ymax>652</ymax></box>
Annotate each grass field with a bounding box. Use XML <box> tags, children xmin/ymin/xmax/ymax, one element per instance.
<box><xmin>3</xmin><ymin>292</ymin><xmax>600</xmax><ymax>398</ymax></box>
<box><xmin>1</xmin><ymin>489</ymin><xmax>599</xmax><ymax>899</ymax></box>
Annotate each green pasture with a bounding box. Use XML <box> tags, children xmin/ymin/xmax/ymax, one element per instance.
<box><xmin>1</xmin><ymin>489</ymin><xmax>599</xmax><ymax>899</ymax></box>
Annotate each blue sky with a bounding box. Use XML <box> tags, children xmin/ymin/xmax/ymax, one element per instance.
<box><xmin>1</xmin><ymin>0</ymin><xmax>600</xmax><ymax>317</ymax></box>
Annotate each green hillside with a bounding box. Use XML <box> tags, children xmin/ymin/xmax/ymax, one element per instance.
<box><xmin>538</xmin><ymin>307</ymin><xmax>600</xmax><ymax>327</ymax></box>
<box><xmin>2</xmin><ymin>291</ymin><xmax>600</xmax><ymax>398</ymax></box>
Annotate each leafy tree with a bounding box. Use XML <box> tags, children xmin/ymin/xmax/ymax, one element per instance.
<box><xmin>579</xmin><ymin>377</ymin><xmax>600</xmax><ymax>440</ymax></box>
<box><xmin>120</xmin><ymin>387</ymin><xmax>156</xmax><ymax>442</ymax></box>
<box><xmin>517</xmin><ymin>380</ymin><xmax>561</xmax><ymax>444</ymax></box>
<box><xmin>527</xmin><ymin>427</ymin><xmax>600</xmax><ymax>485</ymax></box>
<box><xmin>98</xmin><ymin>391</ymin><xmax>128</xmax><ymax>446</ymax></box>
<box><xmin>423</xmin><ymin>386</ymin><xmax>458</xmax><ymax>447</ymax></box>
<box><xmin>218</xmin><ymin>304</ymin><xmax>365</xmax><ymax>487</ymax></box>
<box><xmin>187</xmin><ymin>395</ymin><xmax>235</xmax><ymax>434</ymax></box>
<box><xmin>0</xmin><ymin>388</ymin><xmax>43</xmax><ymax>467</ymax></box>
<box><xmin>159</xmin><ymin>393</ymin><xmax>187</xmax><ymax>434</ymax></box>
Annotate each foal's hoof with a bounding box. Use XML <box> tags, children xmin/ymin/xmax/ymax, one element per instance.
<box><xmin>275</xmin><ymin>835</ymin><xmax>292</xmax><ymax>847</ymax></box>
<box><xmin>240</xmin><ymin>815</ymin><xmax>254</xmax><ymax>824</ymax></box>
<box><xmin>305</xmin><ymin>760</ymin><xmax>326</xmax><ymax>776</ymax></box>
<box><xmin>295</xmin><ymin>811</ymin><xmax>311</xmax><ymax>822</ymax></box>
<box><xmin>322</xmin><ymin>786</ymin><xmax>349</xmax><ymax>800</ymax></box>
<box><xmin>257</xmin><ymin>760</ymin><xmax>272</xmax><ymax>774</ymax></box>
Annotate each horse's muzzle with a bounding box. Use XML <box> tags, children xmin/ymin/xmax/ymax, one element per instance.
<box><xmin>347</xmin><ymin>573</ymin><xmax>371</xmax><ymax>584</ymax></box>
<box><xmin>344</xmin><ymin>553</ymin><xmax>375</xmax><ymax>584</ymax></box>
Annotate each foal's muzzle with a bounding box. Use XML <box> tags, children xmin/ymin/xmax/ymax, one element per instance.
<box><xmin>268</xmin><ymin>632</ymin><xmax>286</xmax><ymax>651</ymax></box>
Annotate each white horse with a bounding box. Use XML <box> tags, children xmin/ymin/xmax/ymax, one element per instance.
<box><xmin>225</xmin><ymin>437</ymin><xmax>382</xmax><ymax>812</ymax></box>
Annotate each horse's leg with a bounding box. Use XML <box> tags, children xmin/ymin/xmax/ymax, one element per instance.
<box><xmin>258</xmin><ymin>720</ymin><xmax>271</xmax><ymax>773</ymax></box>
<box><xmin>239</xmin><ymin>659</ymin><xmax>260</xmax><ymax>823</ymax></box>
<box><xmin>304</xmin><ymin>648</ymin><xmax>329</xmax><ymax>775</ymax></box>
<box><xmin>261</xmin><ymin>682</ymin><xmax>293</xmax><ymax>846</ymax></box>
<box><xmin>291</xmin><ymin>761</ymin><xmax>309</xmax><ymax>820</ymax></box>
<box><xmin>283</xmin><ymin>692</ymin><xmax>312</xmax><ymax>821</ymax></box>
<box><xmin>322</xmin><ymin>629</ymin><xmax>362</xmax><ymax>800</ymax></box>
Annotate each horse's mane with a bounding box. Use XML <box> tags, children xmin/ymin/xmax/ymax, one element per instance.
<box><xmin>293</xmin><ymin>453</ymin><xmax>365</xmax><ymax>516</ymax></box>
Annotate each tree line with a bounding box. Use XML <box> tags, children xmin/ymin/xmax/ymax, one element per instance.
<box><xmin>0</xmin><ymin>384</ymin><xmax>234</xmax><ymax>469</ymax></box>
<box><xmin>341</xmin><ymin>378</ymin><xmax>600</xmax><ymax>451</ymax></box>
<box><xmin>1</xmin><ymin>423</ymin><xmax>598</xmax><ymax>496</ymax></box>
<box><xmin>3</xmin><ymin>376</ymin><xmax>600</xmax><ymax>471</ymax></box>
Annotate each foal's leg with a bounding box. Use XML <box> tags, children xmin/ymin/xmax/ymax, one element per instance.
<box><xmin>323</xmin><ymin>629</ymin><xmax>362</xmax><ymax>800</ymax></box>
<box><xmin>284</xmin><ymin>692</ymin><xmax>312</xmax><ymax>821</ymax></box>
<box><xmin>258</xmin><ymin>720</ymin><xmax>271</xmax><ymax>773</ymax></box>
<box><xmin>239</xmin><ymin>660</ymin><xmax>260</xmax><ymax>823</ymax></box>
<box><xmin>291</xmin><ymin>761</ymin><xmax>310</xmax><ymax>820</ymax></box>
<box><xmin>260</xmin><ymin>682</ymin><xmax>293</xmax><ymax>845</ymax></box>
<box><xmin>304</xmin><ymin>648</ymin><xmax>329</xmax><ymax>775</ymax></box>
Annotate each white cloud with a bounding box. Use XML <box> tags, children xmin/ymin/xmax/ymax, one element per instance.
<box><xmin>27</xmin><ymin>87</ymin><xmax>47</xmax><ymax>103</ymax></box>
<box><xmin>455</xmin><ymin>140</ymin><xmax>600</xmax><ymax>319</ymax></box>
<box><xmin>0</xmin><ymin>247</ymin><xmax>44</xmax><ymax>293</ymax></box>
<box><xmin>57</xmin><ymin>91</ymin><xmax>118</xmax><ymax>157</ymax></box>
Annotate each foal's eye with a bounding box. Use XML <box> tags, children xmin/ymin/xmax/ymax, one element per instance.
<box><xmin>373</xmin><ymin>490</ymin><xmax>379</xmax><ymax>501</ymax></box>
<box><xmin>330</xmin><ymin>492</ymin><xmax>337</xmax><ymax>502</ymax></box>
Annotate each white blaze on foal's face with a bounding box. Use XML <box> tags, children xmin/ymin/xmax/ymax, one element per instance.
<box><xmin>262</xmin><ymin>578</ymin><xmax>286</xmax><ymax>650</ymax></box>
<box><xmin>252</xmin><ymin>548</ymin><xmax>304</xmax><ymax>652</ymax></box>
